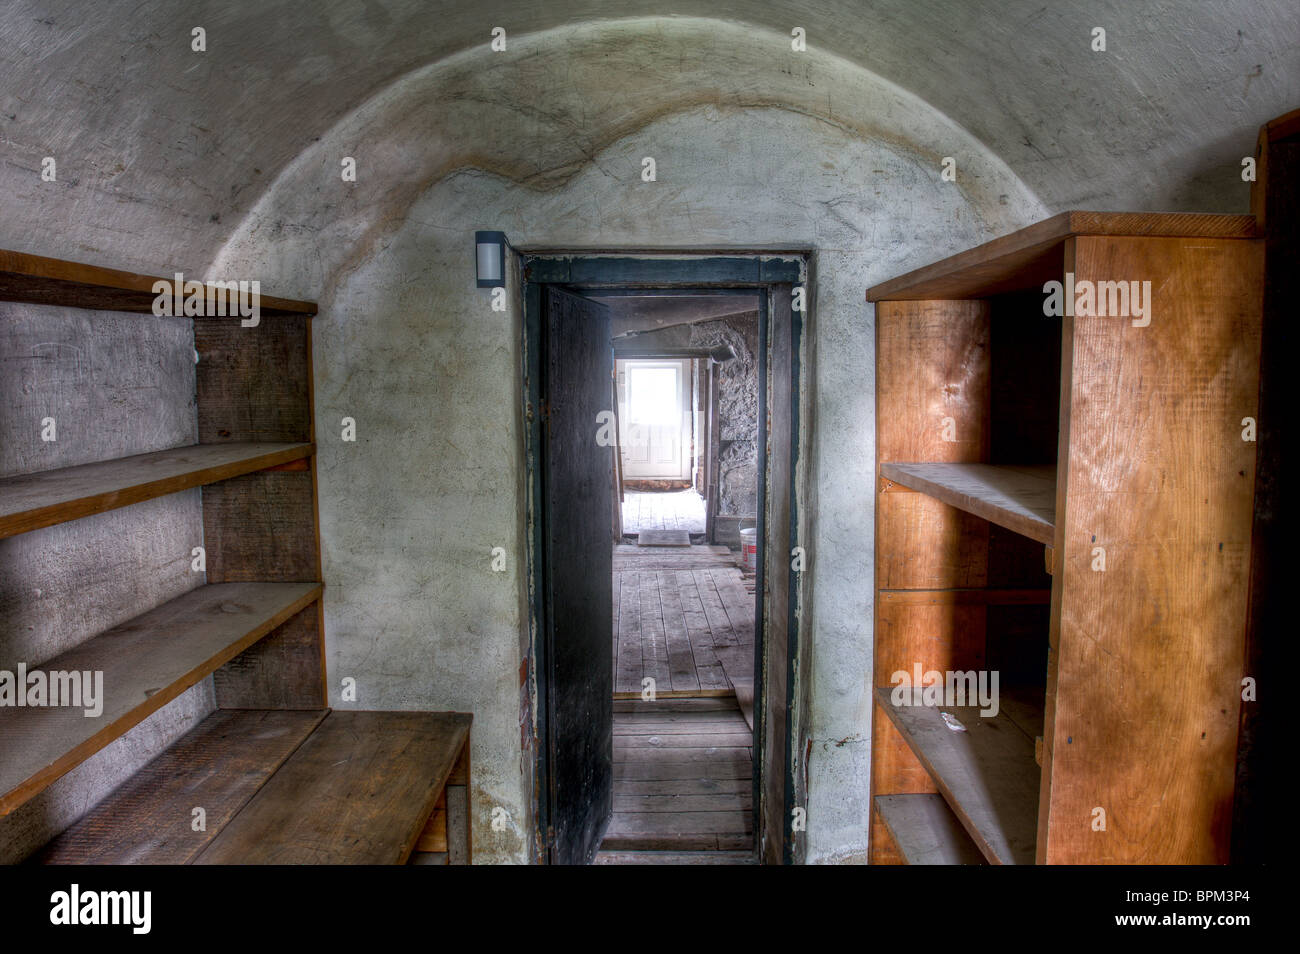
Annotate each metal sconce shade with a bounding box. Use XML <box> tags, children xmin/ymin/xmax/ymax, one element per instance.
<box><xmin>475</xmin><ymin>230</ymin><xmax>507</xmax><ymax>287</ymax></box>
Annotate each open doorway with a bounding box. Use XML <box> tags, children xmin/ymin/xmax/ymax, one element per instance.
<box><xmin>522</xmin><ymin>255</ymin><xmax>806</xmax><ymax>866</ymax></box>
<box><xmin>605</xmin><ymin>301</ymin><xmax>759</xmax><ymax>860</ymax></box>
<box><xmin>617</xmin><ymin>356</ymin><xmax>706</xmax><ymax>542</ymax></box>
<box><xmin>619</xmin><ymin>359</ymin><xmax>694</xmax><ymax>482</ymax></box>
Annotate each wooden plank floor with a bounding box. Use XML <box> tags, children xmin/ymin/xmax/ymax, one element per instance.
<box><xmin>602</xmin><ymin>697</ymin><xmax>754</xmax><ymax>852</ymax></box>
<box><xmin>612</xmin><ymin>545</ymin><xmax>754</xmax><ymax>699</ymax></box>
<box><xmin>621</xmin><ymin>490</ymin><xmax>706</xmax><ymax>534</ymax></box>
<box><xmin>593</xmin><ymin>850</ymin><xmax>755</xmax><ymax>865</ymax></box>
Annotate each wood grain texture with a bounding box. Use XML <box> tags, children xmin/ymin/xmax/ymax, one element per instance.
<box><xmin>878</xmin><ymin>589</ymin><xmax>1050</xmax><ymax>606</ymax></box>
<box><xmin>875</xmin><ymin>688</ymin><xmax>1039</xmax><ymax>865</ymax></box>
<box><xmin>194</xmin><ymin>710</ymin><xmax>471</xmax><ymax>865</ymax></box>
<box><xmin>200</xmin><ymin>470</ymin><xmax>319</xmax><ymax>582</ymax></box>
<box><xmin>758</xmin><ymin>284</ymin><xmax>796</xmax><ymax>865</ymax></box>
<box><xmin>593</xmin><ymin>849</ymin><xmax>756</xmax><ymax>864</ymax></box>
<box><xmin>1040</xmin><ymin>235</ymin><xmax>1262</xmax><ymax>864</ymax></box>
<box><xmin>213</xmin><ymin>601</ymin><xmax>325</xmax><ymax>709</ymax></box>
<box><xmin>879</xmin><ymin>463</ymin><xmax>1056</xmax><ymax>545</ymax></box>
<box><xmin>867</xmin><ymin>212</ymin><xmax>1258</xmax><ymax>301</ymax></box>
<box><xmin>870</xmin><ymin>696</ymin><xmax>937</xmax><ymax>820</ymax></box>
<box><xmin>416</xmin><ymin>790</ymin><xmax>449</xmax><ymax>852</ymax></box>
<box><xmin>869</xmin><ymin>806</ymin><xmax>906</xmax><ymax>865</ymax></box>
<box><xmin>872</xmin><ymin>298</ymin><xmax>992</xmax><ymax>862</ymax></box>
<box><xmin>876</xmin><ymin>493</ymin><xmax>989</xmax><ymax>589</ymax></box>
<box><xmin>0</xmin><ymin>441</ymin><xmax>314</xmax><ymax>539</ymax></box>
<box><xmin>0</xmin><ymin>581</ymin><xmax>322</xmax><ymax>815</ymax></box>
<box><xmin>604</xmin><ymin>696</ymin><xmax>753</xmax><ymax>852</ymax></box>
<box><xmin>875</xmin><ymin>300</ymin><xmax>990</xmax><ymax>464</ymax></box>
<box><xmin>36</xmin><ymin>709</ymin><xmax>325</xmax><ymax>864</ymax></box>
<box><xmin>613</xmin><ymin>544</ymin><xmax>732</xmax><ymax>570</ymax></box>
<box><xmin>871</xmin><ymin>216</ymin><xmax>1261</xmax><ymax>867</ymax></box>
<box><xmin>874</xmin><ymin>599</ymin><xmax>987</xmax><ymax>678</ymax></box>
<box><xmin>0</xmin><ymin>247</ymin><xmax>316</xmax><ymax>317</ymax></box>
<box><xmin>875</xmin><ymin>794</ymin><xmax>987</xmax><ymax>865</ymax></box>
<box><xmin>195</xmin><ymin>316</ymin><xmax>311</xmax><ymax>444</ymax></box>
<box><xmin>434</xmin><ymin>727</ymin><xmax>470</xmax><ymax>863</ymax></box>
<box><xmin>542</xmin><ymin>286</ymin><xmax>614</xmax><ymax>866</ymax></box>
<box><xmin>445</xmin><ymin>776</ymin><xmax>470</xmax><ymax>865</ymax></box>
<box><xmin>195</xmin><ymin>281</ymin><xmax>327</xmax><ymax>710</ymax></box>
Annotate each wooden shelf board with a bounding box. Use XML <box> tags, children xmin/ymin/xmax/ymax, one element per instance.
<box><xmin>0</xmin><ymin>441</ymin><xmax>315</xmax><ymax>539</ymax></box>
<box><xmin>193</xmin><ymin>710</ymin><xmax>473</xmax><ymax>865</ymax></box>
<box><xmin>1264</xmin><ymin>107</ymin><xmax>1300</xmax><ymax>143</ymax></box>
<box><xmin>879</xmin><ymin>462</ymin><xmax>1056</xmax><ymax>545</ymax></box>
<box><xmin>878</xmin><ymin>588</ymin><xmax>1051</xmax><ymax>606</ymax></box>
<box><xmin>0</xmin><ymin>580</ymin><xmax>323</xmax><ymax>816</ymax></box>
<box><xmin>874</xmin><ymin>687</ymin><xmax>1040</xmax><ymax>865</ymax></box>
<box><xmin>37</xmin><ymin>708</ymin><xmax>327</xmax><ymax>864</ymax></box>
<box><xmin>874</xmin><ymin>793</ymin><xmax>987</xmax><ymax>865</ymax></box>
<box><xmin>0</xmin><ymin>247</ymin><xmax>316</xmax><ymax>317</ymax></box>
<box><xmin>866</xmin><ymin>211</ymin><xmax>1258</xmax><ymax>301</ymax></box>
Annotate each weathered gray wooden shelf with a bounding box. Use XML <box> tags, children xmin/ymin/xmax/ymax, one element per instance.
<box><xmin>873</xmin><ymin>793</ymin><xmax>987</xmax><ymax>865</ymax></box>
<box><xmin>36</xmin><ymin>708</ymin><xmax>472</xmax><ymax>865</ymax></box>
<box><xmin>0</xmin><ymin>580</ymin><xmax>322</xmax><ymax>816</ymax></box>
<box><xmin>879</xmin><ymin>462</ymin><xmax>1056</xmax><ymax>545</ymax></box>
<box><xmin>0</xmin><ymin>442</ymin><xmax>316</xmax><ymax>539</ymax></box>
<box><xmin>874</xmin><ymin>687</ymin><xmax>1040</xmax><ymax>865</ymax></box>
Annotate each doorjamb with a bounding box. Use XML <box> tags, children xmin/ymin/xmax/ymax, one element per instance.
<box><xmin>520</xmin><ymin>253</ymin><xmax>809</xmax><ymax>864</ymax></box>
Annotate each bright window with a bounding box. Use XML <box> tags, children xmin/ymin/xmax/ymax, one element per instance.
<box><xmin>627</xmin><ymin>366</ymin><xmax>678</xmax><ymax>426</ymax></box>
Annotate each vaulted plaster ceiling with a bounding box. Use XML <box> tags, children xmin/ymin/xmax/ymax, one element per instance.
<box><xmin>1</xmin><ymin>1</ymin><xmax>1295</xmax><ymax>273</ymax></box>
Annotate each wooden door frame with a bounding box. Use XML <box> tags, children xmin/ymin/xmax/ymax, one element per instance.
<box><xmin>519</xmin><ymin>253</ymin><xmax>810</xmax><ymax>864</ymax></box>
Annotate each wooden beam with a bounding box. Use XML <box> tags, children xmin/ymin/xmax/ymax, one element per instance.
<box><xmin>866</xmin><ymin>212</ymin><xmax>1257</xmax><ymax>301</ymax></box>
<box><xmin>0</xmin><ymin>247</ymin><xmax>316</xmax><ymax>316</ymax></box>
<box><xmin>1039</xmin><ymin>235</ymin><xmax>1261</xmax><ymax>864</ymax></box>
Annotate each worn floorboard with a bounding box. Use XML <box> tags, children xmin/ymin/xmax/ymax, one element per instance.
<box><xmin>602</xmin><ymin>695</ymin><xmax>754</xmax><ymax>853</ymax></box>
<box><xmin>593</xmin><ymin>850</ymin><xmax>756</xmax><ymax>865</ymax></box>
<box><xmin>613</xmin><ymin>545</ymin><xmax>753</xmax><ymax>697</ymax></box>
<box><xmin>621</xmin><ymin>490</ymin><xmax>705</xmax><ymax>535</ymax></box>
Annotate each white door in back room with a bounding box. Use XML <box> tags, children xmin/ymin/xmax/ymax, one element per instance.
<box><xmin>617</xmin><ymin>358</ymin><xmax>691</xmax><ymax>480</ymax></box>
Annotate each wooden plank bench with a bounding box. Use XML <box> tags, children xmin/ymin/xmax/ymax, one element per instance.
<box><xmin>38</xmin><ymin>708</ymin><xmax>472</xmax><ymax>865</ymax></box>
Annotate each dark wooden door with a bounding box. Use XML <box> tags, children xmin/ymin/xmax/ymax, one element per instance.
<box><xmin>759</xmin><ymin>284</ymin><xmax>796</xmax><ymax>864</ymax></box>
<box><xmin>542</xmin><ymin>285</ymin><xmax>614</xmax><ymax>865</ymax></box>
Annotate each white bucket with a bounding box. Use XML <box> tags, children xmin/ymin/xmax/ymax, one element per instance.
<box><xmin>739</xmin><ymin>527</ymin><xmax>757</xmax><ymax>573</ymax></box>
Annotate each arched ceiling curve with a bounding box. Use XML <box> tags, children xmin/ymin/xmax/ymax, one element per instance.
<box><xmin>1</xmin><ymin>0</ymin><xmax>1294</xmax><ymax>273</ymax></box>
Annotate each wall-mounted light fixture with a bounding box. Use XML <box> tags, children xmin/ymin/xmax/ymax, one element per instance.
<box><xmin>475</xmin><ymin>230</ymin><xmax>508</xmax><ymax>288</ymax></box>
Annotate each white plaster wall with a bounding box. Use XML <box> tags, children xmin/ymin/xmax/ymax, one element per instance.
<box><xmin>215</xmin><ymin>19</ymin><xmax>1047</xmax><ymax>863</ymax></box>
